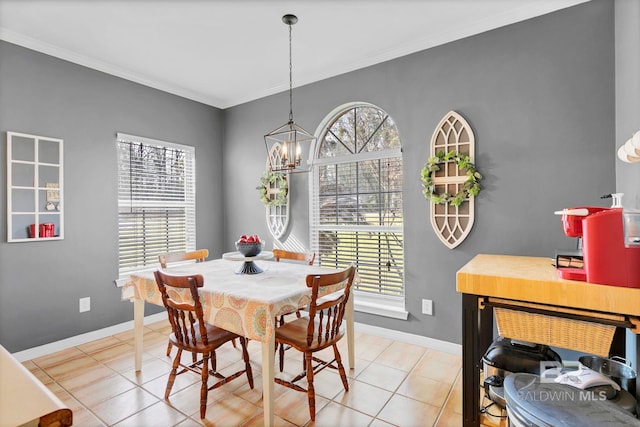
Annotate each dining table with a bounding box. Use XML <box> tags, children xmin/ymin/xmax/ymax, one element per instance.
<box><xmin>121</xmin><ymin>252</ymin><xmax>356</xmax><ymax>427</ymax></box>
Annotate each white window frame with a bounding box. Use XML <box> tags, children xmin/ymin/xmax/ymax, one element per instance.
<box><xmin>116</xmin><ymin>133</ymin><xmax>196</xmax><ymax>280</ymax></box>
<box><xmin>309</xmin><ymin>103</ymin><xmax>407</xmax><ymax>320</ymax></box>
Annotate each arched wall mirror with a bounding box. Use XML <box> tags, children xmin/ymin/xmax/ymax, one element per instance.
<box><xmin>265</xmin><ymin>143</ymin><xmax>290</xmax><ymax>240</ymax></box>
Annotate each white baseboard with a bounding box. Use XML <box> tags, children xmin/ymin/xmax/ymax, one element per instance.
<box><xmin>11</xmin><ymin>314</ymin><xmax>460</xmax><ymax>361</ymax></box>
<box><xmin>354</xmin><ymin>322</ymin><xmax>462</xmax><ymax>355</ymax></box>
<box><xmin>11</xmin><ymin>313</ymin><xmax>167</xmax><ymax>362</ymax></box>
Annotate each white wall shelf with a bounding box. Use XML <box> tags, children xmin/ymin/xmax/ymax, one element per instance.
<box><xmin>7</xmin><ymin>131</ymin><xmax>64</xmax><ymax>242</ymax></box>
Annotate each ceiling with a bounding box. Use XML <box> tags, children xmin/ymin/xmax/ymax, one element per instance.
<box><xmin>0</xmin><ymin>0</ymin><xmax>589</xmax><ymax>109</ymax></box>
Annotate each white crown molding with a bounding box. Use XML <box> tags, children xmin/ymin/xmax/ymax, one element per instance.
<box><xmin>230</xmin><ymin>0</ymin><xmax>590</xmax><ymax>107</ymax></box>
<box><xmin>0</xmin><ymin>0</ymin><xmax>588</xmax><ymax>109</ymax></box>
<box><xmin>0</xmin><ymin>27</ymin><xmax>226</xmax><ymax>108</ymax></box>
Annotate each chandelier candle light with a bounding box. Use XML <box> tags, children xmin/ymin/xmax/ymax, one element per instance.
<box><xmin>264</xmin><ymin>14</ymin><xmax>316</xmax><ymax>173</ymax></box>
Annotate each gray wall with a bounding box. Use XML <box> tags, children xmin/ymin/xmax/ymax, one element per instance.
<box><xmin>615</xmin><ymin>0</ymin><xmax>640</xmax><ymax>394</ymax></box>
<box><xmin>0</xmin><ymin>0</ymin><xmax>623</xmax><ymax>353</ymax></box>
<box><xmin>223</xmin><ymin>0</ymin><xmax>616</xmax><ymax>344</ymax></box>
<box><xmin>0</xmin><ymin>41</ymin><xmax>225</xmax><ymax>352</ymax></box>
<box><xmin>615</xmin><ymin>0</ymin><xmax>640</xmax><ymax>207</ymax></box>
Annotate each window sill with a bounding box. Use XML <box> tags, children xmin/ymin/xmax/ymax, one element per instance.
<box><xmin>114</xmin><ymin>278</ymin><xmax>128</xmax><ymax>288</ymax></box>
<box><xmin>114</xmin><ymin>265</ymin><xmax>158</xmax><ymax>288</ymax></box>
<box><xmin>354</xmin><ymin>292</ymin><xmax>408</xmax><ymax>320</ymax></box>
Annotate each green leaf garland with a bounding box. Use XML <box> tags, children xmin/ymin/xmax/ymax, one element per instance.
<box><xmin>257</xmin><ymin>171</ymin><xmax>288</xmax><ymax>206</ymax></box>
<box><xmin>420</xmin><ymin>150</ymin><xmax>482</xmax><ymax>207</ymax></box>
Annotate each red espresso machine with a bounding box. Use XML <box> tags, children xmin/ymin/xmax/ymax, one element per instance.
<box><xmin>555</xmin><ymin>207</ymin><xmax>640</xmax><ymax>288</ymax></box>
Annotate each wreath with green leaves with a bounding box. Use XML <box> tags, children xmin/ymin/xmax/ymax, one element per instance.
<box><xmin>257</xmin><ymin>171</ymin><xmax>288</xmax><ymax>206</ymax></box>
<box><xmin>420</xmin><ymin>150</ymin><xmax>483</xmax><ymax>207</ymax></box>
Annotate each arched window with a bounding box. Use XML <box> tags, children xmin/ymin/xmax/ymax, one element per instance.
<box><xmin>310</xmin><ymin>103</ymin><xmax>406</xmax><ymax>318</ymax></box>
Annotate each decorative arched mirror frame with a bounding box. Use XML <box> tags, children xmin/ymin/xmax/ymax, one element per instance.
<box><xmin>429</xmin><ymin>111</ymin><xmax>476</xmax><ymax>249</ymax></box>
<box><xmin>265</xmin><ymin>143</ymin><xmax>290</xmax><ymax>239</ymax></box>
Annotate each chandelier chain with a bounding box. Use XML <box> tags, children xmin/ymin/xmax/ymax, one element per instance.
<box><xmin>288</xmin><ymin>22</ymin><xmax>293</xmax><ymax>123</ymax></box>
<box><xmin>263</xmin><ymin>14</ymin><xmax>315</xmax><ymax>174</ymax></box>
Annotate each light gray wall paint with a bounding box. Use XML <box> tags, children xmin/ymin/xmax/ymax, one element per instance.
<box><xmin>223</xmin><ymin>0</ymin><xmax>616</xmax><ymax>344</ymax></box>
<box><xmin>615</xmin><ymin>0</ymin><xmax>640</xmax><ymax>396</ymax></box>
<box><xmin>0</xmin><ymin>0</ymin><xmax>621</xmax><ymax>353</ymax></box>
<box><xmin>615</xmin><ymin>0</ymin><xmax>640</xmax><ymax>207</ymax></box>
<box><xmin>0</xmin><ymin>41</ymin><xmax>224</xmax><ymax>352</ymax></box>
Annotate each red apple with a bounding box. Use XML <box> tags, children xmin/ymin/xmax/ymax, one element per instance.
<box><xmin>247</xmin><ymin>235</ymin><xmax>256</xmax><ymax>243</ymax></box>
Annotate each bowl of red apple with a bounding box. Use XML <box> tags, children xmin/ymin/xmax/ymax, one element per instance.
<box><xmin>235</xmin><ymin>234</ymin><xmax>263</xmax><ymax>257</ymax></box>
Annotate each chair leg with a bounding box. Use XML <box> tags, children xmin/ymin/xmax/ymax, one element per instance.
<box><xmin>276</xmin><ymin>315</ymin><xmax>285</xmax><ymax>372</ymax></box>
<box><xmin>333</xmin><ymin>344</ymin><xmax>349</xmax><ymax>391</ymax></box>
<box><xmin>279</xmin><ymin>343</ymin><xmax>285</xmax><ymax>372</ymax></box>
<box><xmin>305</xmin><ymin>352</ymin><xmax>316</xmax><ymax>421</ymax></box>
<box><xmin>166</xmin><ymin>342</ymin><xmax>172</xmax><ymax>357</ymax></box>
<box><xmin>165</xmin><ymin>348</ymin><xmax>182</xmax><ymax>399</ymax></box>
<box><xmin>232</xmin><ymin>338</ymin><xmax>237</xmax><ymax>348</ymax></box>
<box><xmin>240</xmin><ymin>337</ymin><xmax>254</xmax><ymax>389</ymax></box>
<box><xmin>200</xmin><ymin>353</ymin><xmax>210</xmax><ymax>419</ymax></box>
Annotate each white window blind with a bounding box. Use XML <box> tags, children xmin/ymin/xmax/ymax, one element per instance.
<box><xmin>116</xmin><ymin>133</ymin><xmax>196</xmax><ymax>275</ymax></box>
<box><xmin>311</xmin><ymin>105</ymin><xmax>405</xmax><ymax>299</ymax></box>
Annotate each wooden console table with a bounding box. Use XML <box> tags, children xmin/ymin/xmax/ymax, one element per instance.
<box><xmin>457</xmin><ymin>254</ymin><xmax>640</xmax><ymax>426</ymax></box>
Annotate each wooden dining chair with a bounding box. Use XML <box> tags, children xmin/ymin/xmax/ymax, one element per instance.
<box><xmin>272</xmin><ymin>249</ymin><xmax>316</xmax><ymax>370</ymax></box>
<box><xmin>158</xmin><ymin>249</ymin><xmax>209</xmax><ymax>268</ymax></box>
<box><xmin>158</xmin><ymin>249</ymin><xmax>228</xmax><ymax>357</ymax></box>
<box><xmin>272</xmin><ymin>249</ymin><xmax>315</xmax><ymax>266</ymax></box>
<box><xmin>273</xmin><ymin>265</ymin><xmax>356</xmax><ymax>422</ymax></box>
<box><xmin>153</xmin><ymin>270</ymin><xmax>253</xmax><ymax>419</ymax></box>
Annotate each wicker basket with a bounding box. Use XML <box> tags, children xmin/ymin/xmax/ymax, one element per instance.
<box><xmin>494</xmin><ymin>306</ymin><xmax>616</xmax><ymax>357</ymax></box>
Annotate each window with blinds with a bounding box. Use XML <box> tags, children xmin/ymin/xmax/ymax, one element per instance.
<box><xmin>116</xmin><ymin>133</ymin><xmax>196</xmax><ymax>275</ymax></box>
<box><xmin>311</xmin><ymin>105</ymin><xmax>405</xmax><ymax>302</ymax></box>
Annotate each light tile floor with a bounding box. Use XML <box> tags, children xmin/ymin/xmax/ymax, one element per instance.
<box><xmin>21</xmin><ymin>320</ymin><xmax>507</xmax><ymax>426</ymax></box>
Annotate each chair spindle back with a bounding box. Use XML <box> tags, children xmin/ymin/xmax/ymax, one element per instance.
<box><xmin>305</xmin><ymin>265</ymin><xmax>356</xmax><ymax>347</ymax></box>
<box><xmin>154</xmin><ymin>271</ymin><xmax>208</xmax><ymax>347</ymax></box>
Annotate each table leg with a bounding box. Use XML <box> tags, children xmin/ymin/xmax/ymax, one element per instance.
<box><xmin>462</xmin><ymin>293</ymin><xmax>481</xmax><ymax>427</ymax></box>
<box><xmin>262</xmin><ymin>335</ymin><xmax>275</xmax><ymax>427</ymax></box>
<box><xmin>346</xmin><ymin>292</ymin><xmax>355</xmax><ymax>369</ymax></box>
<box><xmin>133</xmin><ymin>298</ymin><xmax>145</xmax><ymax>372</ymax></box>
<box><xmin>462</xmin><ymin>293</ymin><xmax>494</xmax><ymax>427</ymax></box>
